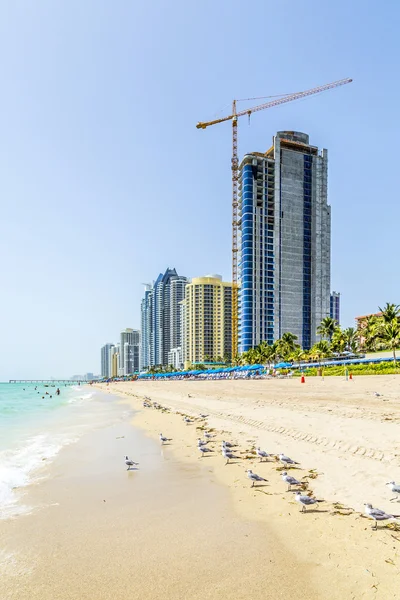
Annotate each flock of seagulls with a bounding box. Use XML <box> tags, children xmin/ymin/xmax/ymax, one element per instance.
<box><xmin>127</xmin><ymin>398</ymin><xmax>400</xmax><ymax>531</ymax></box>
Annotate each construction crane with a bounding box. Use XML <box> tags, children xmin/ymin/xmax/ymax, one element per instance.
<box><xmin>197</xmin><ymin>77</ymin><xmax>352</xmax><ymax>357</ymax></box>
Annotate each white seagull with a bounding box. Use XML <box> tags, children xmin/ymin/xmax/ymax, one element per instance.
<box><xmin>198</xmin><ymin>445</ymin><xmax>213</xmax><ymax>457</ymax></box>
<box><xmin>124</xmin><ymin>456</ymin><xmax>139</xmax><ymax>470</ymax></box>
<box><xmin>222</xmin><ymin>448</ymin><xmax>239</xmax><ymax>464</ymax></box>
<box><xmin>159</xmin><ymin>433</ymin><xmax>170</xmax><ymax>444</ymax></box>
<box><xmin>256</xmin><ymin>447</ymin><xmax>270</xmax><ymax>462</ymax></box>
<box><xmin>246</xmin><ymin>469</ymin><xmax>267</xmax><ymax>487</ymax></box>
<box><xmin>295</xmin><ymin>491</ymin><xmax>323</xmax><ymax>512</ymax></box>
<box><xmin>279</xmin><ymin>453</ymin><xmax>299</xmax><ymax>467</ymax></box>
<box><xmin>386</xmin><ymin>481</ymin><xmax>400</xmax><ymax>501</ymax></box>
<box><xmin>364</xmin><ymin>503</ymin><xmax>399</xmax><ymax>530</ymax></box>
<box><xmin>281</xmin><ymin>471</ymin><xmax>302</xmax><ymax>491</ymax></box>
<box><xmin>222</xmin><ymin>440</ymin><xmax>237</xmax><ymax>448</ymax></box>
<box><xmin>204</xmin><ymin>432</ymin><xmax>214</xmax><ymax>439</ymax></box>
<box><xmin>183</xmin><ymin>416</ymin><xmax>192</xmax><ymax>424</ymax></box>
<box><xmin>197</xmin><ymin>438</ymin><xmax>208</xmax><ymax>446</ymax></box>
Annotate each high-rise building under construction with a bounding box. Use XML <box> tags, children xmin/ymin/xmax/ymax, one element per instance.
<box><xmin>238</xmin><ymin>131</ymin><xmax>331</xmax><ymax>352</ymax></box>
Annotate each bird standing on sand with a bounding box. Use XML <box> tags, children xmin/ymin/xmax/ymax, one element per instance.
<box><xmin>183</xmin><ymin>416</ymin><xmax>192</xmax><ymax>424</ymax></box>
<box><xmin>295</xmin><ymin>492</ymin><xmax>323</xmax><ymax>512</ymax></box>
<box><xmin>281</xmin><ymin>471</ymin><xmax>302</xmax><ymax>491</ymax></box>
<box><xmin>204</xmin><ymin>432</ymin><xmax>214</xmax><ymax>439</ymax></box>
<box><xmin>279</xmin><ymin>453</ymin><xmax>299</xmax><ymax>467</ymax></box>
<box><xmin>256</xmin><ymin>447</ymin><xmax>270</xmax><ymax>462</ymax></box>
<box><xmin>222</xmin><ymin>440</ymin><xmax>237</xmax><ymax>448</ymax></box>
<box><xmin>198</xmin><ymin>445</ymin><xmax>213</xmax><ymax>457</ymax></box>
<box><xmin>246</xmin><ymin>470</ymin><xmax>267</xmax><ymax>487</ymax></box>
<box><xmin>386</xmin><ymin>481</ymin><xmax>400</xmax><ymax>501</ymax></box>
<box><xmin>159</xmin><ymin>433</ymin><xmax>170</xmax><ymax>444</ymax></box>
<box><xmin>197</xmin><ymin>438</ymin><xmax>208</xmax><ymax>446</ymax></box>
<box><xmin>222</xmin><ymin>448</ymin><xmax>239</xmax><ymax>465</ymax></box>
<box><xmin>364</xmin><ymin>503</ymin><xmax>399</xmax><ymax>529</ymax></box>
<box><xmin>124</xmin><ymin>456</ymin><xmax>139</xmax><ymax>470</ymax></box>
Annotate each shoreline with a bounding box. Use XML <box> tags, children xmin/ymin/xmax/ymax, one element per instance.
<box><xmin>0</xmin><ymin>389</ymin><xmax>317</xmax><ymax>600</ymax></box>
<box><xmin>95</xmin><ymin>377</ymin><xmax>400</xmax><ymax>598</ymax></box>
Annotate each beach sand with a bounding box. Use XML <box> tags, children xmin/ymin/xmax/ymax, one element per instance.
<box><xmin>0</xmin><ymin>396</ymin><xmax>316</xmax><ymax>600</ymax></box>
<box><xmin>92</xmin><ymin>375</ymin><xmax>400</xmax><ymax>599</ymax></box>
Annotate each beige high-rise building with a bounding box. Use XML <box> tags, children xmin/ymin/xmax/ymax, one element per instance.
<box><xmin>182</xmin><ymin>275</ymin><xmax>232</xmax><ymax>369</ymax></box>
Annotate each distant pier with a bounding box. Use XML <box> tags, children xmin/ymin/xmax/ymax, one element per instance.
<box><xmin>9</xmin><ymin>379</ymin><xmax>87</xmax><ymax>384</ymax></box>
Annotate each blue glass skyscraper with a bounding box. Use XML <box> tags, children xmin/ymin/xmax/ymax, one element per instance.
<box><xmin>238</xmin><ymin>131</ymin><xmax>331</xmax><ymax>352</ymax></box>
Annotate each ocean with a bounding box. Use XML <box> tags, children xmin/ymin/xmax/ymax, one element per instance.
<box><xmin>0</xmin><ymin>382</ymin><xmax>127</xmax><ymax>519</ymax></box>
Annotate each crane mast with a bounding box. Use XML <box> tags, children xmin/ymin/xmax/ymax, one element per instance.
<box><xmin>197</xmin><ymin>78</ymin><xmax>352</xmax><ymax>358</ymax></box>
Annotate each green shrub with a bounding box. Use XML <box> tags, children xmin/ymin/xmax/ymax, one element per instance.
<box><xmin>294</xmin><ymin>361</ymin><xmax>400</xmax><ymax>377</ymax></box>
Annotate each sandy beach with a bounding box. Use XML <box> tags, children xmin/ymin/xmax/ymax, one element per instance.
<box><xmin>93</xmin><ymin>375</ymin><xmax>400</xmax><ymax>598</ymax></box>
<box><xmin>0</xmin><ymin>389</ymin><xmax>314</xmax><ymax>600</ymax></box>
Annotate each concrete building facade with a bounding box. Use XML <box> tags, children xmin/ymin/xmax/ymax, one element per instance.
<box><xmin>238</xmin><ymin>131</ymin><xmax>331</xmax><ymax>352</ymax></box>
<box><xmin>182</xmin><ymin>275</ymin><xmax>232</xmax><ymax>369</ymax></box>
<box><xmin>100</xmin><ymin>343</ymin><xmax>114</xmax><ymax>378</ymax></box>
<box><xmin>120</xmin><ymin>328</ymin><xmax>140</xmax><ymax>375</ymax></box>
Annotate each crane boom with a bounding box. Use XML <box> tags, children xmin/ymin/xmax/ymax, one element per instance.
<box><xmin>197</xmin><ymin>77</ymin><xmax>353</xmax><ymax>358</ymax></box>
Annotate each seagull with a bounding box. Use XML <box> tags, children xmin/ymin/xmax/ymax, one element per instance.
<box><xmin>281</xmin><ymin>471</ymin><xmax>302</xmax><ymax>491</ymax></box>
<box><xmin>200</xmin><ymin>414</ymin><xmax>208</xmax><ymax>419</ymax></box>
<box><xmin>159</xmin><ymin>433</ymin><xmax>170</xmax><ymax>444</ymax></box>
<box><xmin>364</xmin><ymin>503</ymin><xmax>399</xmax><ymax>530</ymax></box>
<box><xmin>204</xmin><ymin>432</ymin><xmax>214</xmax><ymax>439</ymax></box>
<box><xmin>124</xmin><ymin>456</ymin><xmax>139</xmax><ymax>470</ymax></box>
<box><xmin>279</xmin><ymin>453</ymin><xmax>299</xmax><ymax>467</ymax></box>
<box><xmin>246</xmin><ymin>470</ymin><xmax>267</xmax><ymax>487</ymax></box>
<box><xmin>198</xmin><ymin>445</ymin><xmax>213</xmax><ymax>457</ymax></box>
<box><xmin>256</xmin><ymin>447</ymin><xmax>270</xmax><ymax>462</ymax></box>
<box><xmin>222</xmin><ymin>448</ymin><xmax>239</xmax><ymax>464</ymax></box>
<box><xmin>197</xmin><ymin>438</ymin><xmax>208</xmax><ymax>446</ymax></box>
<box><xmin>295</xmin><ymin>491</ymin><xmax>323</xmax><ymax>512</ymax></box>
<box><xmin>386</xmin><ymin>481</ymin><xmax>400</xmax><ymax>501</ymax></box>
<box><xmin>183</xmin><ymin>416</ymin><xmax>193</xmax><ymax>424</ymax></box>
<box><xmin>222</xmin><ymin>440</ymin><xmax>237</xmax><ymax>448</ymax></box>
<box><xmin>374</xmin><ymin>392</ymin><xmax>382</xmax><ymax>397</ymax></box>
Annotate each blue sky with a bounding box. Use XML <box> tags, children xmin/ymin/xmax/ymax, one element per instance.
<box><xmin>0</xmin><ymin>1</ymin><xmax>398</xmax><ymax>378</ymax></box>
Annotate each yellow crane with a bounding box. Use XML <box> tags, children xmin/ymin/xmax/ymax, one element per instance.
<box><xmin>197</xmin><ymin>77</ymin><xmax>352</xmax><ymax>356</ymax></box>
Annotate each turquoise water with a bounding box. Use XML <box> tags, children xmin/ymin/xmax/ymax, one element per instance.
<box><xmin>0</xmin><ymin>382</ymin><xmax>123</xmax><ymax>518</ymax></box>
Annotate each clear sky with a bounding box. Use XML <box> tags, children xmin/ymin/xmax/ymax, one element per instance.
<box><xmin>0</xmin><ymin>1</ymin><xmax>398</xmax><ymax>379</ymax></box>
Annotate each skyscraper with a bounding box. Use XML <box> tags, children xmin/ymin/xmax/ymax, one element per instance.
<box><xmin>100</xmin><ymin>343</ymin><xmax>115</xmax><ymax>378</ymax></box>
<box><xmin>330</xmin><ymin>291</ymin><xmax>340</xmax><ymax>325</ymax></box>
<box><xmin>140</xmin><ymin>285</ymin><xmax>152</xmax><ymax>371</ymax></box>
<box><xmin>120</xmin><ymin>328</ymin><xmax>140</xmax><ymax>375</ymax></box>
<box><xmin>182</xmin><ymin>275</ymin><xmax>232</xmax><ymax>369</ymax></box>
<box><xmin>239</xmin><ymin>131</ymin><xmax>331</xmax><ymax>351</ymax></box>
<box><xmin>140</xmin><ymin>268</ymin><xmax>187</xmax><ymax>369</ymax></box>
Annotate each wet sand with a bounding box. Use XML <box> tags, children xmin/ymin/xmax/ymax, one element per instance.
<box><xmin>0</xmin><ymin>398</ymin><xmax>316</xmax><ymax>600</ymax></box>
<box><xmin>94</xmin><ymin>377</ymin><xmax>400</xmax><ymax>599</ymax></box>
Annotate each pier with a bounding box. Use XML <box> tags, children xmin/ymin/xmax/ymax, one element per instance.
<box><xmin>9</xmin><ymin>379</ymin><xmax>87</xmax><ymax>384</ymax></box>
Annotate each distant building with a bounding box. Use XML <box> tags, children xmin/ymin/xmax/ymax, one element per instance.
<box><xmin>120</xmin><ymin>329</ymin><xmax>140</xmax><ymax>375</ymax></box>
<box><xmin>109</xmin><ymin>345</ymin><xmax>119</xmax><ymax>378</ymax></box>
<box><xmin>238</xmin><ymin>131</ymin><xmax>331</xmax><ymax>351</ymax></box>
<box><xmin>140</xmin><ymin>268</ymin><xmax>188</xmax><ymax>369</ymax></box>
<box><xmin>101</xmin><ymin>343</ymin><xmax>115</xmax><ymax>378</ymax></box>
<box><xmin>85</xmin><ymin>373</ymin><xmax>94</xmax><ymax>381</ymax></box>
<box><xmin>140</xmin><ymin>285</ymin><xmax>152</xmax><ymax>371</ymax></box>
<box><xmin>182</xmin><ymin>275</ymin><xmax>232</xmax><ymax>369</ymax></box>
<box><xmin>330</xmin><ymin>292</ymin><xmax>340</xmax><ymax>325</ymax></box>
<box><xmin>168</xmin><ymin>347</ymin><xmax>183</xmax><ymax>370</ymax></box>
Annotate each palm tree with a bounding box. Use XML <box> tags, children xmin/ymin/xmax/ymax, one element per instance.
<box><xmin>378</xmin><ymin>303</ymin><xmax>400</xmax><ymax>323</ymax></box>
<box><xmin>310</xmin><ymin>340</ymin><xmax>332</xmax><ymax>363</ymax></box>
<box><xmin>331</xmin><ymin>327</ymin><xmax>346</xmax><ymax>354</ymax></box>
<box><xmin>317</xmin><ymin>317</ymin><xmax>338</xmax><ymax>341</ymax></box>
<box><xmin>342</xmin><ymin>327</ymin><xmax>359</xmax><ymax>354</ymax></box>
<box><xmin>379</xmin><ymin>319</ymin><xmax>400</xmax><ymax>363</ymax></box>
<box><xmin>359</xmin><ymin>315</ymin><xmax>381</xmax><ymax>352</ymax></box>
<box><xmin>277</xmin><ymin>332</ymin><xmax>299</xmax><ymax>359</ymax></box>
